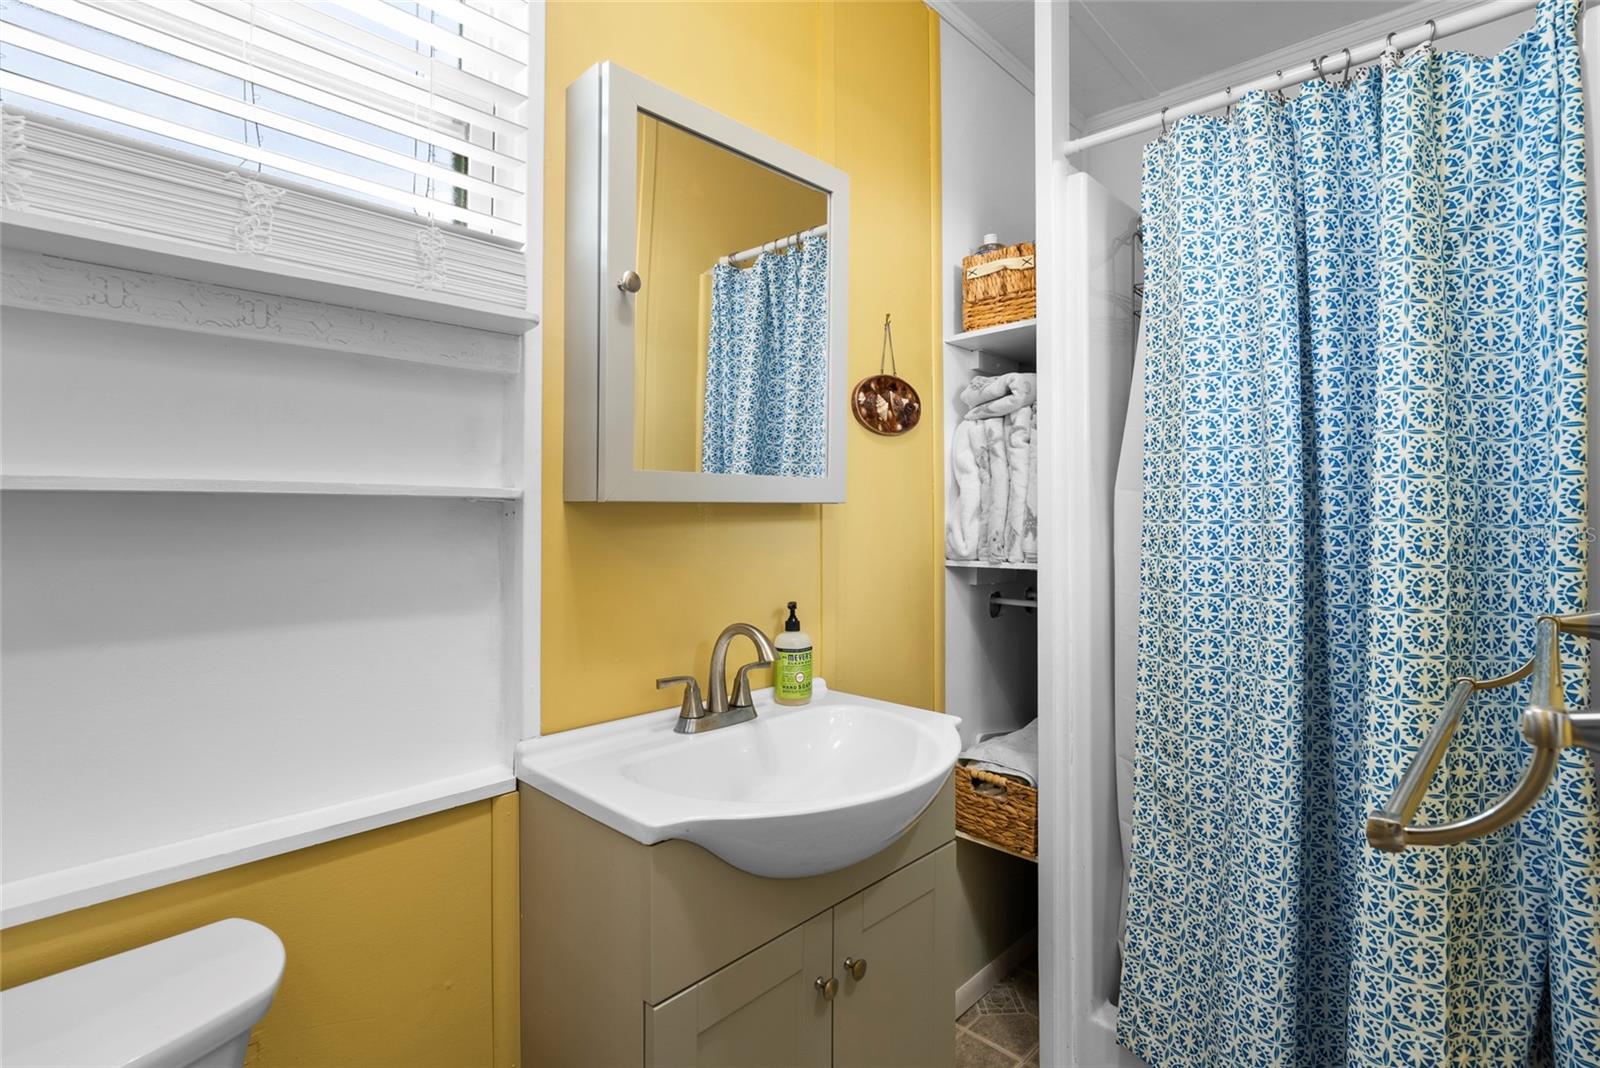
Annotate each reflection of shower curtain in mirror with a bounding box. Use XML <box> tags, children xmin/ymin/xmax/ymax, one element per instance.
<box><xmin>701</xmin><ymin>236</ymin><xmax>828</xmax><ymax>476</ymax></box>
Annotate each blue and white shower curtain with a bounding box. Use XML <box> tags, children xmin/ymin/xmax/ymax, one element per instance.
<box><xmin>701</xmin><ymin>235</ymin><xmax>828</xmax><ymax>477</ymax></box>
<box><xmin>1120</xmin><ymin>0</ymin><xmax>1599</xmax><ymax>1064</ymax></box>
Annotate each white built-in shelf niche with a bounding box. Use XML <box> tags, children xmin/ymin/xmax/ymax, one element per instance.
<box><xmin>943</xmin><ymin>319</ymin><xmax>1038</xmax><ymax>585</ymax></box>
<box><xmin>0</xmin><ymin>248</ymin><xmax>538</xmax><ymax>928</ymax></box>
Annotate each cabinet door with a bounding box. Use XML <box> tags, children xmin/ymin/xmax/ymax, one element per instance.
<box><xmin>832</xmin><ymin>845</ymin><xmax>955</xmax><ymax>1068</ymax></box>
<box><xmin>646</xmin><ymin>911</ymin><xmax>832</xmax><ymax>1068</ymax></box>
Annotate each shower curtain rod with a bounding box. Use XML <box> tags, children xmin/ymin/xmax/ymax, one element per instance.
<box><xmin>720</xmin><ymin>224</ymin><xmax>828</xmax><ymax>267</ymax></box>
<box><xmin>1062</xmin><ymin>0</ymin><xmax>1538</xmax><ymax>156</ymax></box>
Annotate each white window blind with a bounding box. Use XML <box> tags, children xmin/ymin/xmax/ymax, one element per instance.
<box><xmin>0</xmin><ymin>0</ymin><xmax>529</xmax><ymax>243</ymax></box>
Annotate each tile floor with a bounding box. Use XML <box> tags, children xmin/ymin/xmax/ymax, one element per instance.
<box><xmin>955</xmin><ymin>957</ymin><xmax>1039</xmax><ymax>1068</ymax></box>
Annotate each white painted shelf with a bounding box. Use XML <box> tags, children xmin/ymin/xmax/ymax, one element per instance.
<box><xmin>0</xmin><ymin>764</ymin><xmax>515</xmax><ymax>928</ymax></box>
<box><xmin>956</xmin><ymin>829</ymin><xmax>1039</xmax><ymax>865</ymax></box>
<box><xmin>945</xmin><ymin>559</ymin><xmax>1038</xmax><ymax>586</ymax></box>
<box><xmin>2</xmin><ymin>214</ymin><xmax>538</xmax><ymax>336</ymax></box>
<box><xmin>1</xmin><ymin>475</ymin><xmax>523</xmax><ymax>499</ymax></box>
<box><xmin>945</xmin><ymin>318</ymin><xmax>1036</xmax><ymax>361</ymax></box>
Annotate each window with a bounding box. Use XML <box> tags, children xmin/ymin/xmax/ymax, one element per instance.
<box><xmin>0</xmin><ymin>0</ymin><xmax>529</xmax><ymax>243</ymax></box>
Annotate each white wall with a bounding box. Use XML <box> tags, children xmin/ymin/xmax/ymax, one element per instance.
<box><xmin>1</xmin><ymin>486</ymin><xmax>509</xmax><ymax>879</ymax></box>
<box><xmin>940</xmin><ymin>24</ymin><xmax>1034</xmax><ymax>298</ymax></box>
<box><xmin>2</xmin><ymin>312</ymin><xmax>509</xmax><ymax>487</ymax></box>
<box><xmin>1075</xmin><ymin>135</ymin><xmax>1145</xmax><ymax>214</ymax></box>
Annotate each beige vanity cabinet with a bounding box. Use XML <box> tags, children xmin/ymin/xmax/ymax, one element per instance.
<box><xmin>521</xmin><ymin>778</ymin><xmax>957</xmax><ymax>1068</ymax></box>
<box><xmin>642</xmin><ymin>851</ymin><xmax>951</xmax><ymax>1068</ymax></box>
<box><xmin>645</xmin><ymin>912</ymin><xmax>833</xmax><ymax>1068</ymax></box>
<box><xmin>831</xmin><ymin>851</ymin><xmax>948</xmax><ymax>1068</ymax></box>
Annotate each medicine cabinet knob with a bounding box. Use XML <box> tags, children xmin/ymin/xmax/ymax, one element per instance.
<box><xmin>844</xmin><ymin>957</ymin><xmax>867</xmax><ymax>981</ymax></box>
<box><xmin>815</xmin><ymin>976</ymin><xmax>838</xmax><ymax>1001</ymax></box>
<box><xmin>617</xmin><ymin>269</ymin><xmax>642</xmax><ymax>294</ymax></box>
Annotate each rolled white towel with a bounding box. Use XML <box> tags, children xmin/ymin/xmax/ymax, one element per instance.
<box><xmin>1023</xmin><ymin>403</ymin><xmax>1038</xmax><ymax>563</ymax></box>
<box><xmin>961</xmin><ymin>372</ymin><xmax>1038</xmax><ymax>421</ymax></box>
<box><xmin>945</xmin><ymin>420</ymin><xmax>984</xmax><ymax>561</ymax></box>
<box><xmin>975</xmin><ymin>421</ymin><xmax>992</xmax><ymax>557</ymax></box>
<box><xmin>982</xmin><ymin>417</ymin><xmax>1009</xmax><ymax>563</ymax></box>
<box><xmin>958</xmin><ymin>373</ymin><xmax>1003</xmax><ymax>411</ymax></box>
<box><xmin>1003</xmin><ymin>405</ymin><xmax>1032</xmax><ymax>563</ymax></box>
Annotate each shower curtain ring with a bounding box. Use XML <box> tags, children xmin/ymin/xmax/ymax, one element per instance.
<box><xmin>1339</xmin><ymin>47</ymin><xmax>1353</xmax><ymax>86</ymax></box>
<box><xmin>1223</xmin><ymin>87</ymin><xmax>1233</xmax><ymax>120</ymax></box>
<box><xmin>1422</xmin><ymin>18</ymin><xmax>1437</xmax><ymax>51</ymax></box>
<box><xmin>1382</xmin><ymin>31</ymin><xmax>1400</xmax><ymax>69</ymax></box>
<box><xmin>1273</xmin><ymin>70</ymin><xmax>1287</xmax><ymax>104</ymax></box>
<box><xmin>1160</xmin><ymin>106</ymin><xmax>1170</xmax><ymax>138</ymax></box>
<box><xmin>1311</xmin><ymin>55</ymin><xmax>1326</xmax><ymax>83</ymax></box>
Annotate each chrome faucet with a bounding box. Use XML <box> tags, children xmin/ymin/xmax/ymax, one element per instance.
<box><xmin>657</xmin><ymin>622</ymin><xmax>776</xmax><ymax>734</ymax></box>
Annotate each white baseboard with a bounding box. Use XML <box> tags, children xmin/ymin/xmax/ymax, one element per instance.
<box><xmin>955</xmin><ymin>928</ymin><xmax>1037</xmax><ymax>1017</ymax></box>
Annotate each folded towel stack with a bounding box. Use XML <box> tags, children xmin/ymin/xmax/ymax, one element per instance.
<box><xmin>946</xmin><ymin>373</ymin><xmax>1038</xmax><ymax>564</ymax></box>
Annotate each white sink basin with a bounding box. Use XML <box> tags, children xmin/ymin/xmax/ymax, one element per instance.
<box><xmin>514</xmin><ymin>681</ymin><xmax>960</xmax><ymax>878</ymax></box>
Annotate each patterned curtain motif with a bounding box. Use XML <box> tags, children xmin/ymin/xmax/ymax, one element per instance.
<box><xmin>1120</xmin><ymin>0</ymin><xmax>1598</xmax><ymax>1064</ymax></box>
<box><xmin>701</xmin><ymin>235</ymin><xmax>828</xmax><ymax>477</ymax></box>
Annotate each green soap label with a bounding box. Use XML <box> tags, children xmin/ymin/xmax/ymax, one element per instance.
<box><xmin>776</xmin><ymin>647</ymin><xmax>813</xmax><ymax>699</ymax></box>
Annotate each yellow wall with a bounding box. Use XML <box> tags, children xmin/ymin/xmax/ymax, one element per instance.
<box><xmin>545</xmin><ymin>0</ymin><xmax>944</xmax><ymax>734</ymax></box>
<box><xmin>0</xmin><ymin>797</ymin><xmax>521</xmax><ymax>1068</ymax></box>
<box><xmin>634</xmin><ymin>118</ymin><xmax>827</xmax><ymax>471</ymax></box>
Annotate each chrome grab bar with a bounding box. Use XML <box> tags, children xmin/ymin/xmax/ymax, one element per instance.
<box><xmin>1366</xmin><ymin>610</ymin><xmax>1600</xmax><ymax>853</ymax></box>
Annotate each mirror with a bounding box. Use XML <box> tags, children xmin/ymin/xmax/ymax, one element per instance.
<box><xmin>565</xmin><ymin>63</ymin><xmax>849</xmax><ymax>503</ymax></box>
<box><xmin>633</xmin><ymin>115</ymin><xmax>828</xmax><ymax>477</ymax></box>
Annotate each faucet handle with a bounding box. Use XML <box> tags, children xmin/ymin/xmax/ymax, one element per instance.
<box><xmin>731</xmin><ymin>659</ymin><xmax>774</xmax><ymax>711</ymax></box>
<box><xmin>657</xmin><ymin>675</ymin><xmax>706</xmax><ymax>720</ymax></box>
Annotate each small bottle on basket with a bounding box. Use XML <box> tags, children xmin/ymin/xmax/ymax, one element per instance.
<box><xmin>976</xmin><ymin>232</ymin><xmax>1004</xmax><ymax>254</ymax></box>
<box><xmin>774</xmin><ymin>602</ymin><xmax>813</xmax><ymax>706</ymax></box>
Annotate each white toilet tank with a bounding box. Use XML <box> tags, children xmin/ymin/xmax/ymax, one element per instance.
<box><xmin>0</xmin><ymin>918</ymin><xmax>285</xmax><ymax>1068</ymax></box>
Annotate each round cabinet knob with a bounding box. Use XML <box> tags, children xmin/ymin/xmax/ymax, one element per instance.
<box><xmin>616</xmin><ymin>270</ymin><xmax>642</xmax><ymax>294</ymax></box>
<box><xmin>815</xmin><ymin>976</ymin><xmax>838</xmax><ymax>1002</ymax></box>
<box><xmin>844</xmin><ymin>957</ymin><xmax>867</xmax><ymax>981</ymax></box>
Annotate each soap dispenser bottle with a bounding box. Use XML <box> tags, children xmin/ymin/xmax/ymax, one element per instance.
<box><xmin>774</xmin><ymin>602</ymin><xmax>813</xmax><ymax>706</ymax></box>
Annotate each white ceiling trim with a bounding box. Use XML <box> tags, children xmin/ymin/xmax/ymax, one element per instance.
<box><xmin>926</xmin><ymin>0</ymin><xmax>1034</xmax><ymax>96</ymax></box>
<box><xmin>1080</xmin><ymin>0</ymin><xmax>1517</xmax><ymax>132</ymax></box>
<box><xmin>1069</xmin><ymin>105</ymin><xmax>1091</xmax><ymax>140</ymax></box>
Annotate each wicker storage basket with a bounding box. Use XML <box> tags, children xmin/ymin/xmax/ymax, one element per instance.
<box><xmin>961</xmin><ymin>242</ymin><xmax>1036</xmax><ymax>331</ymax></box>
<box><xmin>954</xmin><ymin>764</ymin><xmax>1038</xmax><ymax>859</ymax></box>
